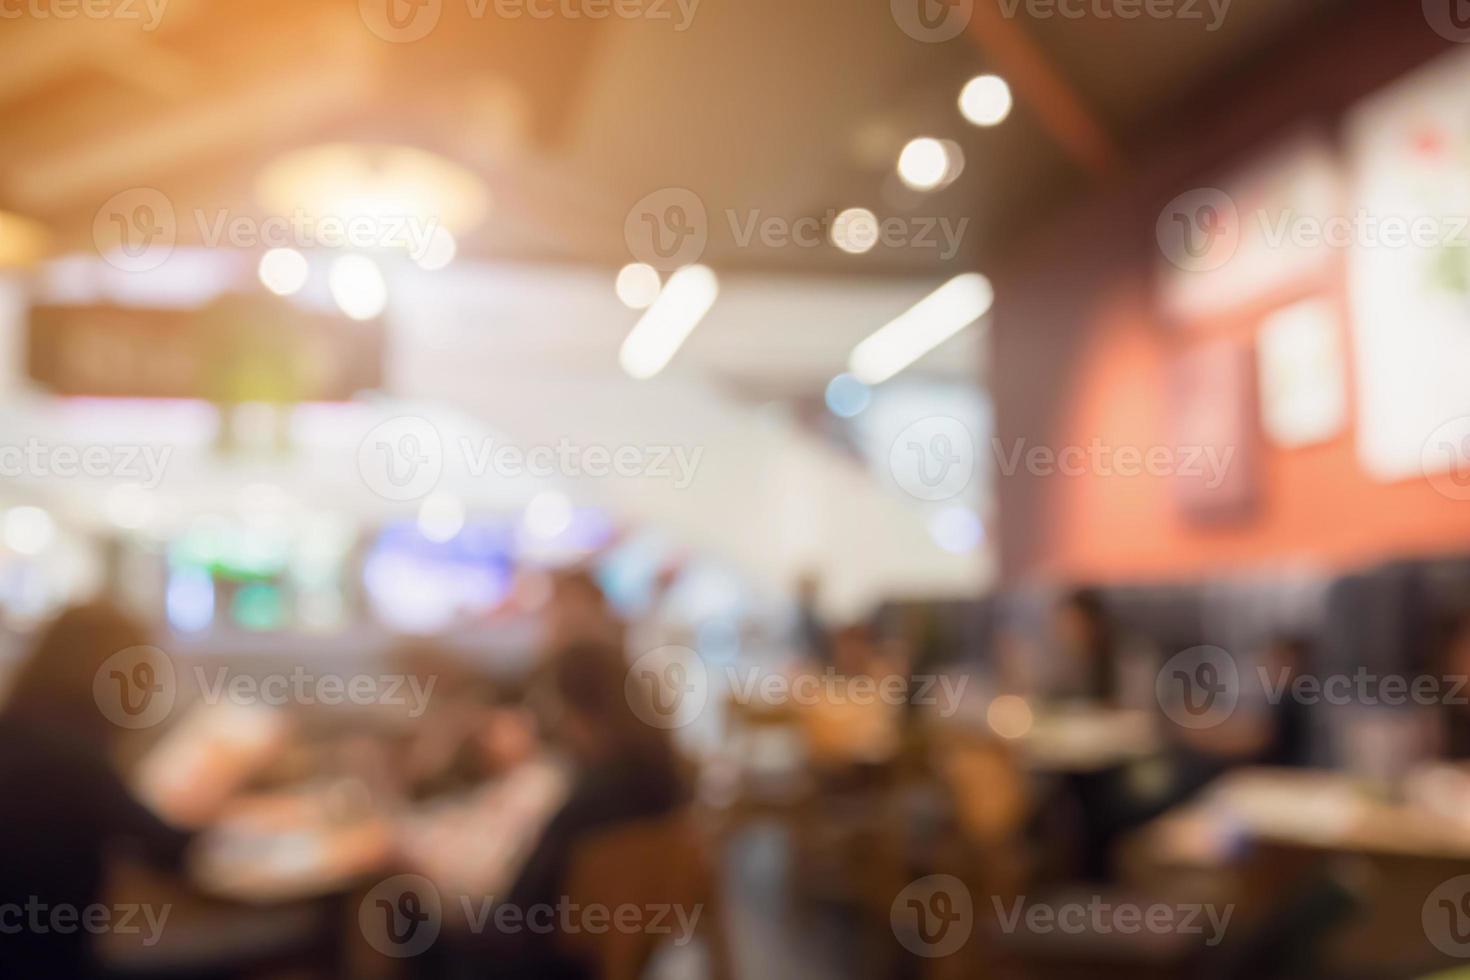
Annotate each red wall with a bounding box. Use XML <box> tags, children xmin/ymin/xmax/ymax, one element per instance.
<box><xmin>992</xmin><ymin>1</ymin><xmax>1470</xmax><ymax>585</ymax></box>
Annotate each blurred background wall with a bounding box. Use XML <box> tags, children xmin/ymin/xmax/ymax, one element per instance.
<box><xmin>993</xmin><ymin>0</ymin><xmax>1470</xmax><ymax>584</ymax></box>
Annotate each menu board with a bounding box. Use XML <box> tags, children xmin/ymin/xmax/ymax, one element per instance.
<box><xmin>27</xmin><ymin>295</ymin><xmax>383</xmax><ymax>402</ymax></box>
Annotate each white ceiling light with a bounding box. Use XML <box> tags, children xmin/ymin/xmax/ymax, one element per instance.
<box><xmin>618</xmin><ymin>265</ymin><xmax>719</xmax><ymax>380</ymax></box>
<box><xmin>897</xmin><ymin>137</ymin><xmax>953</xmax><ymax>191</ymax></box>
<box><xmin>615</xmin><ymin>263</ymin><xmax>662</xmax><ymax>309</ymax></box>
<box><xmin>830</xmin><ymin>208</ymin><xmax>880</xmax><ymax>255</ymax></box>
<box><xmin>929</xmin><ymin>505</ymin><xmax>985</xmax><ymax>553</ymax></box>
<box><xmin>257</xmin><ymin>247</ymin><xmax>309</xmax><ymax>295</ymax></box>
<box><xmin>417</xmin><ymin>492</ymin><xmax>466</xmax><ymax>543</ymax></box>
<box><xmin>524</xmin><ymin>490</ymin><xmax>573</xmax><ymax>539</ymax></box>
<box><xmin>849</xmin><ymin>273</ymin><xmax>993</xmax><ymax>384</ymax></box>
<box><xmin>105</xmin><ymin>484</ymin><xmax>157</xmax><ymax>531</ymax></box>
<box><xmin>328</xmin><ymin>254</ymin><xmax>387</xmax><ymax>321</ymax></box>
<box><xmin>411</xmin><ymin>226</ymin><xmax>457</xmax><ymax>271</ymax></box>
<box><xmin>4</xmin><ymin>506</ymin><xmax>55</xmax><ymax>556</ymax></box>
<box><xmin>256</xmin><ymin>143</ymin><xmax>490</xmax><ymax>236</ymax></box>
<box><xmin>959</xmin><ymin>74</ymin><xmax>1013</xmax><ymax>127</ymax></box>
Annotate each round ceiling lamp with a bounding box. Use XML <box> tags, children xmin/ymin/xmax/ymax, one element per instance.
<box><xmin>255</xmin><ymin>143</ymin><xmax>490</xmax><ymax>239</ymax></box>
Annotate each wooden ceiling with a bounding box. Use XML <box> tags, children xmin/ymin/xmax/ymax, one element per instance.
<box><xmin>0</xmin><ymin>0</ymin><xmax>1356</xmax><ymax>276</ymax></box>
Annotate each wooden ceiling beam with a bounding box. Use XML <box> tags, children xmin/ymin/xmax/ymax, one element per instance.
<box><xmin>0</xmin><ymin>19</ymin><xmax>114</xmax><ymax>102</ymax></box>
<box><xmin>6</xmin><ymin>62</ymin><xmax>372</xmax><ymax>212</ymax></box>
<box><xmin>963</xmin><ymin>5</ymin><xmax>1124</xmax><ymax>179</ymax></box>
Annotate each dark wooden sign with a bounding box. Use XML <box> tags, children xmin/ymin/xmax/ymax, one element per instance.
<box><xmin>27</xmin><ymin>295</ymin><xmax>384</xmax><ymax>403</ymax></box>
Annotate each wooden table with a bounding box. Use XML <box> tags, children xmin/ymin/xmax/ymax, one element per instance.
<box><xmin>1128</xmin><ymin>767</ymin><xmax>1470</xmax><ymax>870</ymax></box>
<box><xmin>100</xmin><ymin>780</ymin><xmax>396</xmax><ymax>977</ymax></box>
<box><xmin>1122</xmin><ymin>766</ymin><xmax>1470</xmax><ymax>976</ymax></box>
<box><xmin>1014</xmin><ymin>706</ymin><xmax>1163</xmax><ymax>775</ymax></box>
<box><xmin>103</xmin><ymin>757</ymin><xmax>571</xmax><ymax>976</ymax></box>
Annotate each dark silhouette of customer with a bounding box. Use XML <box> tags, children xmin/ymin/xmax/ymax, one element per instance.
<box><xmin>0</xmin><ymin>603</ymin><xmax>193</xmax><ymax>978</ymax></box>
<box><xmin>1053</xmin><ymin>588</ymin><xmax>1119</xmax><ymax>705</ymax></box>
<box><xmin>470</xmin><ymin>640</ymin><xmax>688</xmax><ymax>979</ymax></box>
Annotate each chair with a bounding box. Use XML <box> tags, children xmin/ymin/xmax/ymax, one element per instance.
<box><xmin>787</xmin><ymin>688</ymin><xmax>908</xmax><ymax>916</ymax></box>
<box><xmin>561</xmin><ymin>808</ymin><xmax>731</xmax><ymax>980</ymax></box>
<box><xmin>917</xmin><ymin>729</ymin><xmax>1033</xmax><ymax>979</ymax></box>
<box><xmin>721</xmin><ymin>690</ymin><xmax>810</xmax><ymax>825</ymax></box>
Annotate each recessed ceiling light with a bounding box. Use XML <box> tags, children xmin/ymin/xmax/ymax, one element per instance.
<box><xmin>412</xmin><ymin>226</ymin><xmax>457</xmax><ymax>271</ymax></box>
<box><xmin>831</xmin><ymin>208</ymin><xmax>880</xmax><ymax>254</ymax></box>
<box><xmin>258</xmin><ymin>247</ymin><xmax>309</xmax><ymax>295</ymax></box>
<box><xmin>524</xmin><ymin>490</ymin><xmax>573</xmax><ymax>540</ymax></box>
<box><xmin>4</xmin><ymin>506</ymin><xmax>55</xmax><ymax>556</ymax></box>
<box><xmin>959</xmin><ymin>74</ymin><xmax>1013</xmax><ymax>127</ymax></box>
<box><xmin>417</xmin><ymin>492</ymin><xmax>466</xmax><ymax>543</ymax></box>
<box><xmin>328</xmin><ymin>254</ymin><xmax>387</xmax><ymax>321</ymax></box>
<box><xmin>615</xmin><ymin>263</ymin><xmax>662</xmax><ymax>309</ymax></box>
<box><xmin>898</xmin><ymin>137</ymin><xmax>964</xmax><ymax>191</ymax></box>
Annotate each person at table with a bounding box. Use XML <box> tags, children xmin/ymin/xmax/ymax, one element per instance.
<box><xmin>0</xmin><ymin>602</ymin><xmax>195</xmax><ymax>979</ymax></box>
<box><xmin>1145</xmin><ymin>633</ymin><xmax>1317</xmax><ymax>850</ymax></box>
<box><xmin>458</xmin><ymin>639</ymin><xmax>689</xmax><ymax>979</ymax></box>
<box><xmin>1436</xmin><ymin>610</ymin><xmax>1470</xmax><ymax>759</ymax></box>
<box><xmin>1256</xmin><ymin>634</ymin><xmax>1313</xmax><ymax>768</ymax></box>
<box><xmin>387</xmin><ymin>640</ymin><xmax>509</xmax><ymax>800</ymax></box>
<box><xmin>543</xmin><ymin>567</ymin><xmax>625</xmax><ymax>652</ymax></box>
<box><xmin>515</xmin><ymin>568</ymin><xmax>628</xmax><ymax>736</ymax></box>
<box><xmin>1166</xmin><ymin>634</ymin><xmax>1315</xmax><ymax>764</ymax></box>
<box><xmin>1051</xmin><ymin>588</ymin><xmax>1123</xmax><ymax>705</ymax></box>
<box><xmin>793</xmin><ymin>570</ymin><xmax>832</xmax><ymax>665</ymax></box>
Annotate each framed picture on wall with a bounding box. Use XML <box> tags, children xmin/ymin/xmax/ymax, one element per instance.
<box><xmin>1156</xmin><ymin>130</ymin><xmax>1341</xmax><ymax>323</ymax></box>
<box><xmin>1256</xmin><ymin>298</ymin><xmax>1347</xmax><ymax>449</ymax></box>
<box><xmin>1169</xmin><ymin>338</ymin><xmax>1257</xmax><ymax>522</ymax></box>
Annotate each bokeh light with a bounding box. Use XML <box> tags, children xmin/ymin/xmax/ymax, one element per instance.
<box><xmin>825</xmin><ymin>373</ymin><xmax>872</xmax><ymax>418</ymax></box>
<box><xmin>328</xmin><ymin>254</ymin><xmax>387</xmax><ymax>320</ymax></box>
<box><xmin>959</xmin><ymin>74</ymin><xmax>1013</xmax><ymax>127</ymax></box>
<box><xmin>257</xmin><ymin>247</ymin><xmax>309</xmax><ymax>296</ymax></box>
<box><xmin>615</xmin><ymin>263</ymin><xmax>662</xmax><ymax>309</ymax></box>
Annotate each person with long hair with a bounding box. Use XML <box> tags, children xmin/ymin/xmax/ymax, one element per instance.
<box><xmin>0</xmin><ymin>602</ymin><xmax>194</xmax><ymax>978</ymax></box>
<box><xmin>509</xmin><ymin>639</ymin><xmax>686</xmax><ymax>912</ymax></box>
<box><xmin>447</xmin><ymin>639</ymin><xmax>688</xmax><ymax>979</ymax></box>
<box><xmin>1053</xmin><ymin>588</ymin><xmax>1120</xmax><ymax>705</ymax></box>
<box><xmin>1437</xmin><ymin>609</ymin><xmax>1470</xmax><ymax>760</ymax></box>
<box><xmin>543</xmin><ymin>569</ymin><xmax>626</xmax><ymax>652</ymax></box>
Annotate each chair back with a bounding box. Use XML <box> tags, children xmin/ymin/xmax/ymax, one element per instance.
<box><xmin>562</xmin><ymin>808</ymin><xmax>728</xmax><ymax>980</ymax></box>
